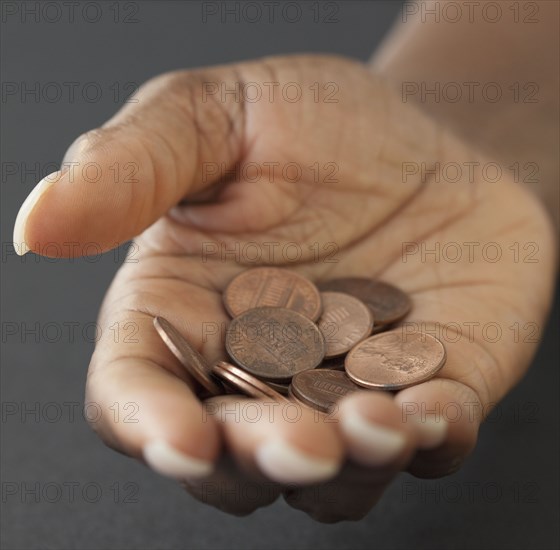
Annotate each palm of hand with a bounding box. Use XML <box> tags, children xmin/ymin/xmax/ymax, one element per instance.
<box><xmin>22</xmin><ymin>56</ymin><xmax>554</xmax><ymax>522</ymax></box>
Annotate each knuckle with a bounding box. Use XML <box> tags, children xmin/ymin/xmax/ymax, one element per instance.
<box><xmin>64</xmin><ymin>126</ymin><xmax>134</xmax><ymax>167</ymax></box>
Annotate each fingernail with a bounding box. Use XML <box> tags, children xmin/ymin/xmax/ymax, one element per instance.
<box><xmin>143</xmin><ymin>439</ymin><xmax>213</xmax><ymax>479</ymax></box>
<box><xmin>255</xmin><ymin>438</ymin><xmax>340</xmax><ymax>484</ymax></box>
<box><xmin>411</xmin><ymin>416</ymin><xmax>448</xmax><ymax>449</ymax></box>
<box><xmin>13</xmin><ymin>171</ymin><xmax>60</xmax><ymax>256</ymax></box>
<box><xmin>341</xmin><ymin>408</ymin><xmax>406</xmax><ymax>466</ymax></box>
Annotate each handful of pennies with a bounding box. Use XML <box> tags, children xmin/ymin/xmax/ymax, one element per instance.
<box><xmin>153</xmin><ymin>267</ymin><xmax>447</xmax><ymax>414</ymax></box>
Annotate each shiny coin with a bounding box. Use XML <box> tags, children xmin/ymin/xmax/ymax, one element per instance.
<box><xmin>345</xmin><ymin>329</ymin><xmax>446</xmax><ymax>390</ymax></box>
<box><xmin>290</xmin><ymin>369</ymin><xmax>363</xmax><ymax>413</ymax></box>
<box><xmin>318</xmin><ymin>292</ymin><xmax>373</xmax><ymax>358</ymax></box>
<box><xmin>318</xmin><ymin>278</ymin><xmax>411</xmax><ymax>326</ymax></box>
<box><xmin>213</xmin><ymin>361</ymin><xmax>288</xmax><ymax>403</ymax></box>
<box><xmin>153</xmin><ymin>316</ymin><xmax>223</xmax><ymax>396</ymax></box>
<box><xmin>225</xmin><ymin>307</ymin><xmax>325</xmax><ymax>382</ymax></box>
<box><xmin>223</xmin><ymin>267</ymin><xmax>322</xmax><ymax>321</ymax></box>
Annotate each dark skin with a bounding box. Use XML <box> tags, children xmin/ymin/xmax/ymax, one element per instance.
<box><xmin>14</xmin><ymin>54</ymin><xmax>556</xmax><ymax>521</ymax></box>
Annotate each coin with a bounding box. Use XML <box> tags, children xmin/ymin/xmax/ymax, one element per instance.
<box><xmin>345</xmin><ymin>329</ymin><xmax>446</xmax><ymax>390</ymax></box>
<box><xmin>317</xmin><ymin>292</ymin><xmax>373</xmax><ymax>358</ymax></box>
<box><xmin>153</xmin><ymin>316</ymin><xmax>223</xmax><ymax>396</ymax></box>
<box><xmin>225</xmin><ymin>306</ymin><xmax>325</xmax><ymax>381</ymax></box>
<box><xmin>213</xmin><ymin>362</ymin><xmax>267</xmax><ymax>398</ymax></box>
<box><xmin>317</xmin><ymin>278</ymin><xmax>411</xmax><ymax>326</ymax></box>
<box><xmin>287</xmin><ymin>387</ymin><xmax>322</xmax><ymax>414</ymax></box>
<box><xmin>213</xmin><ymin>361</ymin><xmax>288</xmax><ymax>403</ymax></box>
<box><xmin>290</xmin><ymin>369</ymin><xmax>363</xmax><ymax>412</ymax></box>
<box><xmin>223</xmin><ymin>267</ymin><xmax>322</xmax><ymax>321</ymax></box>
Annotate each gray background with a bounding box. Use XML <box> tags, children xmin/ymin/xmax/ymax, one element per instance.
<box><xmin>1</xmin><ymin>1</ymin><xmax>558</xmax><ymax>549</ymax></box>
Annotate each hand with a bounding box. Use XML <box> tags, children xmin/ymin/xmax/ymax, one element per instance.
<box><xmin>14</xmin><ymin>55</ymin><xmax>556</xmax><ymax>522</ymax></box>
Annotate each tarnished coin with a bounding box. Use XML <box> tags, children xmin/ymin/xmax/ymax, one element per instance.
<box><xmin>345</xmin><ymin>329</ymin><xmax>446</xmax><ymax>390</ymax></box>
<box><xmin>288</xmin><ymin>387</ymin><xmax>317</xmax><ymax>411</ymax></box>
<box><xmin>223</xmin><ymin>267</ymin><xmax>322</xmax><ymax>321</ymax></box>
<box><xmin>213</xmin><ymin>361</ymin><xmax>288</xmax><ymax>403</ymax></box>
<box><xmin>225</xmin><ymin>307</ymin><xmax>325</xmax><ymax>381</ymax></box>
<box><xmin>318</xmin><ymin>292</ymin><xmax>373</xmax><ymax>358</ymax></box>
<box><xmin>153</xmin><ymin>316</ymin><xmax>223</xmax><ymax>396</ymax></box>
<box><xmin>318</xmin><ymin>278</ymin><xmax>411</xmax><ymax>326</ymax></box>
<box><xmin>290</xmin><ymin>369</ymin><xmax>363</xmax><ymax>412</ymax></box>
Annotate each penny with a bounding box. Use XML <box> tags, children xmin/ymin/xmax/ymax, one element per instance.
<box><xmin>317</xmin><ymin>278</ymin><xmax>411</xmax><ymax>326</ymax></box>
<box><xmin>317</xmin><ymin>292</ymin><xmax>373</xmax><ymax>358</ymax></box>
<box><xmin>213</xmin><ymin>361</ymin><xmax>288</xmax><ymax>403</ymax></box>
<box><xmin>223</xmin><ymin>267</ymin><xmax>322</xmax><ymax>321</ymax></box>
<box><xmin>290</xmin><ymin>369</ymin><xmax>363</xmax><ymax>412</ymax></box>
<box><xmin>213</xmin><ymin>362</ymin><xmax>268</xmax><ymax>398</ymax></box>
<box><xmin>345</xmin><ymin>329</ymin><xmax>446</xmax><ymax>390</ymax></box>
<box><xmin>225</xmin><ymin>306</ymin><xmax>325</xmax><ymax>382</ymax></box>
<box><xmin>287</xmin><ymin>387</ymin><xmax>329</xmax><ymax>419</ymax></box>
<box><xmin>153</xmin><ymin>316</ymin><xmax>223</xmax><ymax>396</ymax></box>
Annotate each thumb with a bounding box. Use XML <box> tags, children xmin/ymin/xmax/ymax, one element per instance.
<box><xmin>13</xmin><ymin>65</ymin><xmax>246</xmax><ymax>257</ymax></box>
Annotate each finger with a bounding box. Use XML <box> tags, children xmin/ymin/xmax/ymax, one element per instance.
<box><xmin>13</xmin><ymin>65</ymin><xmax>246</xmax><ymax>256</ymax></box>
<box><xmin>283</xmin><ymin>392</ymin><xmax>417</xmax><ymax>523</ymax></box>
<box><xmin>86</xmin><ymin>311</ymin><xmax>221</xmax><ymax>480</ymax></box>
<box><xmin>395</xmin><ymin>378</ymin><xmax>481</xmax><ymax>478</ymax></box>
<box><xmin>207</xmin><ymin>396</ymin><xmax>344</xmax><ymax>485</ymax></box>
<box><xmin>336</xmin><ymin>390</ymin><xmax>417</xmax><ymax>467</ymax></box>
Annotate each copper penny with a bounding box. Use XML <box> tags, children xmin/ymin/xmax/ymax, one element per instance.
<box><xmin>213</xmin><ymin>362</ymin><xmax>268</xmax><ymax>399</ymax></box>
<box><xmin>345</xmin><ymin>329</ymin><xmax>446</xmax><ymax>390</ymax></box>
<box><xmin>223</xmin><ymin>267</ymin><xmax>322</xmax><ymax>321</ymax></box>
<box><xmin>286</xmin><ymin>387</ymin><xmax>329</xmax><ymax>420</ymax></box>
<box><xmin>213</xmin><ymin>361</ymin><xmax>288</xmax><ymax>403</ymax></box>
<box><xmin>153</xmin><ymin>316</ymin><xmax>223</xmax><ymax>396</ymax></box>
<box><xmin>290</xmin><ymin>369</ymin><xmax>363</xmax><ymax>412</ymax></box>
<box><xmin>225</xmin><ymin>306</ymin><xmax>325</xmax><ymax>381</ymax></box>
<box><xmin>317</xmin><ymin>292</ymin><xmax>373</xmax><ymax>358</ymax></box>
<box><xmin>318</xmin><ymin>278</ymin><xmax>411</xmax><ymax>326</ymax></box>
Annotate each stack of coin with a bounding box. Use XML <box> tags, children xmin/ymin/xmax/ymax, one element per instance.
<box><xmin>153</xmin><ymin>267</ymin><xmax>447</xmax><ymax>413</ymax></box>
